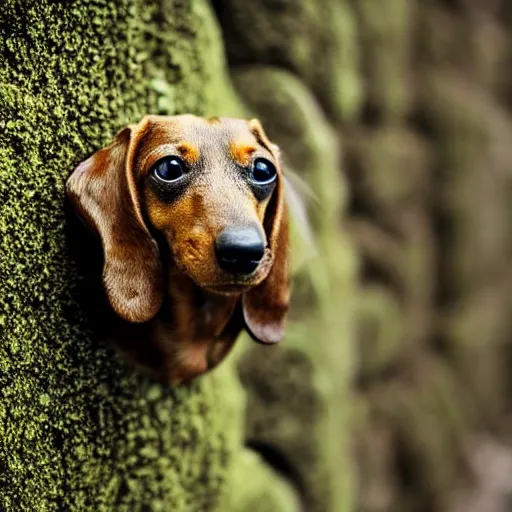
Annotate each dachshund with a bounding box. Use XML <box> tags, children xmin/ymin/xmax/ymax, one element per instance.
<box><xmin>66</xmin><ymin>115</ymin><xmax>290</xmax><ymax>385</ymax></box>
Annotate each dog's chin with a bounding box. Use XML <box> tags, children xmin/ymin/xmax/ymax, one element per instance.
<box><xmin>198</xmin><ymin>264</ymin><xmax>271</xmax><ymax>296</ymax></box>
<box><xmin>202</xmin><ymin>271</ymin><xmax>268</xmax><ymax>296</ymax></box>
<box><xmin>203</xmin><ymin>283</ymin><xmax>254</xmax><ymax>296</ymax></box>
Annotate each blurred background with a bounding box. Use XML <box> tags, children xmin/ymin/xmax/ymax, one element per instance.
<box><xmin>215</xmin><ymin>0</ymin><xmax>512</xmax><ymax>512</ymax></box>
<box><xmin>2</xmin><ymin>0</ymin><xmax>512</xmax><ymax>511</ymax></box>
<box><xmin>214</xmin><ymin>1</ymin><xmax>512</xmax><ymax>511</ymax></box>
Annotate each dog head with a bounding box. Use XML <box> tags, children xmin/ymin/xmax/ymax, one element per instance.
<box><xmin>67</xmin><ymin>115</ymin><xmax>290</xmax><ymax>347</ymax></box>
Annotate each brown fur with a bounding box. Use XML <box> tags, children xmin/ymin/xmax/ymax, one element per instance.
<box><xmin>66</xmin><ymin>115</ymin><xmax>290</xmax><ymax>385</ymax></box>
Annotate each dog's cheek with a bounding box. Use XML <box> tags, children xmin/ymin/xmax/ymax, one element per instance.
<box><xmin>256</xmin><ymin>193</ymin><xmax>272</xmax><ymax>222</ymax></box>
<box><xmin>143</xmin><ymin>193</ymin><xmax>175</xmax><ymax>232</ymax></box>
<box><xmin>173</xmin><ymin>233</ymin><xmax>218</xmax><ymax>283</ymax></box>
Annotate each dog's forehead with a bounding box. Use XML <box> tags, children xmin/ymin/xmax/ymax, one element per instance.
<box><xmin>147</xmin><ymin>115</ymin><xmax>266</xmax><ymax>156</ymax></box>
<box><xmin>183</xmin><ymin>115</ymin><xmax>253</xmax><ymax>140</ymax></box>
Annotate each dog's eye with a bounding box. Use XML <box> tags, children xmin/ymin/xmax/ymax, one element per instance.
<box><xmin>153</xmin><ymin>156</ymin><xmax>187</xmax><ymax>182</ymax></box>
<box><xmin>251</xmin><ymin>158</ymin><xmax>277</xmax><ymax>185</ymax></box>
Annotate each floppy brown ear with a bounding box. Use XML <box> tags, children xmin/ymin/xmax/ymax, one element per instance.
<box><xmin>66</xmin><ymin>118</ymin><xmax>164</xmax><ymax>323</ymax></box>
<box><xmin>243</xmin><ymin>119</ymin><xmax>291</xmax><ymax>344</ymax></box>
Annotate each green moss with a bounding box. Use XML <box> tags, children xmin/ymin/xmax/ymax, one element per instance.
<box><xmin>218</xmin><ymin>449</ymin><xmax>300</xmax><ymax>512</ymax></box>
<box><xmin>144</xmin><ymin>0</ymin><xmax>243</xmax><ymax>118</ymax></box>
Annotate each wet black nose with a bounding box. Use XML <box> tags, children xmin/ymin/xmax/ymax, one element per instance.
<box><xmin>215</xmin><ymin>227</ymin><xmax>265</xmax><ymax>274</ymax></box>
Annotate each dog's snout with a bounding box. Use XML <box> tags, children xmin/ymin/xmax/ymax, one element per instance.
<box><xmin>215</xmin><ymin>227</ymin><xmax>265</xmax><ymax>274</ymax></box>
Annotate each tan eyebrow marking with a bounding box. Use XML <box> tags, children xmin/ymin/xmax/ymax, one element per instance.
<box><xmin>176</xmin><ymin>142</ymin><xmax>200</xmax><ymax>165</ymax></box>
<box><xmin>229</xmin><ymin>141</ymin><xmax>257</xmax><ymax>166</ymax></box>
<box><xmin>248</xmin><ymin>118</ymin><xmax>276</xmax><ymax>155</ymax></box>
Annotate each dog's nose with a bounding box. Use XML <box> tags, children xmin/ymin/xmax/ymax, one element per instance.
<box><xmin>215</xmin><ymin>227</ymin><xmax>265</xmax><ymax>274</ymax></box>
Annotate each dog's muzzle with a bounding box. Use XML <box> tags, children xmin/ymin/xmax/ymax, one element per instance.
<box><xmin>215</xmin><ymin>227</ymin><xmax>265</xmax><ymax>275</ymax></box>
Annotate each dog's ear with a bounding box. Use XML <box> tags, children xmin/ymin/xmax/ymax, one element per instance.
<box><xmin>243</xmin><ymin>119</ymin><xmax>291</xmax><ymax>344</ymax></box>
<box><xmin>66</xmin><ymin>117</ymin><xmax>164</xmax><ymax>323</ymax></box>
